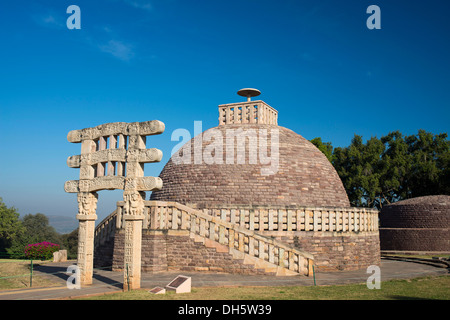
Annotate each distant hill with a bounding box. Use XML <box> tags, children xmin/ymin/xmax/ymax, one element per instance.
<box><xmin>47</xmin><ymin>215</ymin><xmax>78</xmax><ymax>234</ymax></box>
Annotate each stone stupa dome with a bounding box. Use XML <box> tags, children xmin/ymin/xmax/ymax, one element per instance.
<box><xmin>150</xmin><ymin>91</ymin><xmax>350</xmax><ymax>209</ymax></box>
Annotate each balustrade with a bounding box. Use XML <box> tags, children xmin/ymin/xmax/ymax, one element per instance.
<box><xmin>95</xmin><ymin>201</ymin><xmax>378</xmax><ymax>276</ymax></box>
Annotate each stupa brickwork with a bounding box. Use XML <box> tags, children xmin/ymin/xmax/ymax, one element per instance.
<box><xmin>150</xmin><ymin>124</ymin><xmax>350</xmax><ymax>208</ymax></box>
<box><xmin>380</xmin><ymin>195</ymin><xmax>450</xmax><ymax>252</ymax></box>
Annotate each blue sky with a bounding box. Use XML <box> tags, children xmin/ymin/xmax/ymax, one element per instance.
<box><xmin>0</xmin><ymin>0</ymin><xmax>449</xmax><ymax>222</ymax></box>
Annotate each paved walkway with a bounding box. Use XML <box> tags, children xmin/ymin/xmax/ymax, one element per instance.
<box><xmin>0</xmin><ymin>259</ymin><xmax>448</xmax><ymax>300</ymax></box>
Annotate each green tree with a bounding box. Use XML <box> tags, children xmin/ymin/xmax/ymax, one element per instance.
<box><xmin>0</xmin><ymin>197</ymin><xmax>25</xmax><ymax>255</ymax></box>
<box><xmin>405</xmin><ymin>130</ymin><xmax>450</xmax><ymax>197</ymax></box>
<box><xmin>332</xmin><ymin>135</ymin><xmax>385</xmax><ymax>208</ymax></box>
<box><xmin>60</xmin><ymin>228</ymin><xmax>78</xmax><ymax>259</ymax></box>
<box><xmin>310</xmin><ymin>137</ymin><xmax>333</xmax><ymax>162</ymax></box>
<box><xmin>379</xmin><ymin>131</ymin><xmax>411</xmax><ymax>204</ymax></box>
<box><xmin>7</xmin><ymin>213</ymin><xmax>62</xmax><ymax>257</ymax></box>
<box><xmin>330</xmin><ymin>129</ymin><xmax>449</xmax><ymax>209</ymax></box>
<box><xmin>21</xmin><ymin>213</ymin><xmax>61</xmax><ymax>245</ymax></box>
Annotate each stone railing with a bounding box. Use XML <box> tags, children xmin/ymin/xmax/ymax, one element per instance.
<box><xmin>94</xmin><ymin>202</ymin><xmax>378</xmax><ymax>275</ymax></box>
<box><xmin>218</xmin><ymin>100</ymin><xmax>278</xmax><ymax>125</ymax></box>
<box><xmin>94</xmin><ymin>209</ymin><xmax>117</xmax><ymax>247</ymax></box>
<box><xmin>103</xmin><ymin>200</ymin><xmax>313</xmax><ymax>276</ymax></box>
<box><xmin>200</xmin><ymin>205</ymin><xmax>379</xmax><ymax>233</ymax></box>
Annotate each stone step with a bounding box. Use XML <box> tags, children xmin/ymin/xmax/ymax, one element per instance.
<box><xmin>94</xmin><ymin>202</ymin><xmax>314</xmax><ymax>277</ymax></box>
<box><xmin>189</xmin><ymin>232</ymin><xmax>300</xmax><ymax>276</ymax></box>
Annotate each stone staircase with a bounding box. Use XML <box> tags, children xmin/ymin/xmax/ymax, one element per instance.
<box><xmin>95</xmin><ymin>201</ymin><xmax>314</xmax><ymax>276</ymax></box>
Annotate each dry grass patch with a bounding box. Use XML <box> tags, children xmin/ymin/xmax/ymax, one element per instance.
<box><xmin>0</xmin><ymin>259</ymin><xmax>60</xmax><ymax>289</ymax></box>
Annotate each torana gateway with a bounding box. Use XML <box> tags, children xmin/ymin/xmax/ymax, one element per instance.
<box><xmin>66</xmin><ymin>89</ymin><xmax>380</xmax><ymax>289</ymax></box>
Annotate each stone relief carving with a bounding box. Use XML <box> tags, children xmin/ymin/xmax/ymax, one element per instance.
<box><xmin>69</xmin><ymin>149</ymin><xmax>160</xmax><ymax>169</ymax></box>
<box><xmin>64</xmin><ymin>180</ymin><xmax>79</xmax><ymax>193</ymax></box>
<box><xmin>139</xmin><ymin>148</ymin><xmax>163</xmax><ymax>163</ymax></box>
<box><xmin>67</xmin><ymin>155</ymin><xmax>81</xmax><ymax>168</ymax></box>
<box><xmin>79</xmin><ymin>180</ymin><xmax>91</xmax><ymax>192</ymax></box>
<box><xmin>123</xmin><ymin>191</ymin><xmax>145</xmax><ymax>216</ymax></box>
<box><xmin>77</xmin><ymin>192</ymin><xmax>98</xmax><ymax>215</ymax></box>
<box><xmin>65</xmin><ymin>176</ymin><xmax>162</xmax><ymax>193</ymax></box>
<box><xmin>137</xmin><ymin>176</ymin><xmax>163</xmax><ymax>191</ymax></box>
<box><xmin>67</xmin><ymin>120</ymin><xmax>164</xmax><ymax>143</ymax></box>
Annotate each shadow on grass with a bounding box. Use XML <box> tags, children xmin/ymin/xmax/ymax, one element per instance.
<box><xmin>33</xmin><ymin>264</ymin><xmax>123</xmax><ymax>289</ymax></box>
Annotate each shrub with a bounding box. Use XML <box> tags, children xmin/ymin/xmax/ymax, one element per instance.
<box><xmin>24</xmin><ymin>242</ymin><xmax>60</xmax><ymax>260</ymax></box>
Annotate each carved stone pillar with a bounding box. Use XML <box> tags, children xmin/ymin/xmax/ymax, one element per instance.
<box><xmin>122</xmin><ymin>190</ymin><xmax>145</xmax><ymax>290</ymax></box>
<box><xmin>76</xmin><ymin>192</ymin><xmax>98</xmax><ymax>285</ymax></box>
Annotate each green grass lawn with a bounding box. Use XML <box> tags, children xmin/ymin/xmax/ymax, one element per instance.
<box><xmin>78</xmin><ymin>275</ymin><xmax>450</xmax><ymax>300</ymax></box>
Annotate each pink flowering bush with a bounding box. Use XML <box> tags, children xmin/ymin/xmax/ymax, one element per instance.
<box><xmin>24</xmin><ymin>242</ymin><xmax>60</xmax><ymax>260</ymax></box>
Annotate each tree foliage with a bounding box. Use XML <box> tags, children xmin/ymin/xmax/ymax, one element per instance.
<box><xmin>21</xmin><ymin>213</ymin><xmax>60</xmax><ymax>244</ymax></box>
<box><xmin>310</xmin><ymin>137</ymin><xmax>333</xmax><ymax>162</ymax></box>
<box><xmin>0</xmin><ymin>198</ymin><xmax>25</xmax><ymax>254</ymax></box>
<box><xmin>60</xmin><ymin>228</ymin><xmax>78</xmax><ymax>259</ymax></box>
<box><xmin>4</xmin><ymin>213</ymin><xmax>61</xmax><ymax>257</ymax></box>
<box><xmin>311</xmin><ymin>129</ymin><xmax>450</xmax><ymax>209</ymax></box>
<box><xmin>0</xmin><ymin>199</ymin><xmax>77</xmax><ymax>258</ymax></box>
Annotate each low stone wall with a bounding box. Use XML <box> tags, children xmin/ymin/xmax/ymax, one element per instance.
<box><xmin>115</xmin><ymin>201</ymin><xmax>314</xmax><ymax>275</ymax></box>
<box><xmin>268</xmin><ymin>231</ymin><xmax>380</xmax><ymax>272</ymax></box>
<box><xmin>380</xmin><ymin>228</ymin><xmax>449</xmax><ymax>252</ymax></box>
<box><xmin>202</xmin><ymin>205</ymin><xmax>380</xmax><ymax>271</ymax></box>
<box><xmin>106</xmin><ymin>229</ymin><xmax>380</xmax><ymax>273</ymax></box>
<box><xmin>111</xmin><ymin>229</ymin><xmax>270</xmax><ymax>275</ymax></box>
<box><xmin>94</xmin><ymin>201</ymin><xmax>380</xmax><ymax>273</ymax></box>
<box><xmin>103</xmin><ymin>229</ymin><xmax>380</xmax><ymax>273</ymax></box>
<box><xmin>379</xmin><ymin>195</ymin><xmax>450</xmax><ymax>252</ymax></box>
<box><xmin>94</xmin><ymin>236</ymin><xmax>115</xmax><ymax>270</ymax></box>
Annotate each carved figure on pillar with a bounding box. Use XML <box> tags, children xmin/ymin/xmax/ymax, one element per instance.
<box><xmin>123</xmin><ymin>190</ymin><xmax>145</xmax><ymax>216</ymax></box>
<box><xmin>77</xmin><ymin>192</ymin><xmax>98</xmax><ymax>216</ymax></box>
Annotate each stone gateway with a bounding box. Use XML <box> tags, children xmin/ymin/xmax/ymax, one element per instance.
<box><xmin>65</xmin><ymin>120</ymin><xmax>164</xmax><ymax>289</ymax></box>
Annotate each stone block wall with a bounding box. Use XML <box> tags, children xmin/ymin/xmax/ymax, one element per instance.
<box><xmin>110</xmin><ymin>229</ymin><xmax>269</xmax><ymax>275</ymax></box>
<box><xmin>263</xmin><ymin>231</ymin><xmax>380</xmax><ymax>272</ymax></box>
<box><xmin>380</xmin><ymin>228</ymin><xmax>449</xmax><ymax>251</ymax></box>
<box><xmin>94</xmin><ymin>238</ymin><xmax>115</xmax><ymax>269</ymax></box>
<box><xmin>99</xmin><ymin>228</ymin><xmax>380</xmax><ymax>273</ymax></box>
<box><xmin>150</xmin><ymin>124</ymin><xmax>350</xmax><ymax>208</ymax></box>
<box><xmin>379</xmin><ymin>195</ymin><xmax>450</xmax><ymax>252</ymax></box>
<box><xmin>94</xmin><ymin>201</ymin><xmax>381</xmax><ymax>274</ymax></box>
